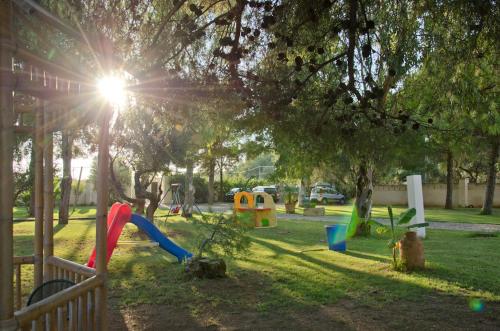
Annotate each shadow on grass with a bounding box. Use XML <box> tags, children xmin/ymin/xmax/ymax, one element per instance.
<box><xmin>250</xmin><ymin>236</ymin><xmax>500</xmax><ymax>302</ymax></box>
<box><xmin>77</xmin><ymin>216</ymin><xmax>500</xmax><ymax>330</ymax></box>
<box><xmin>16</xmin><ymin>215</ymin><xmax>499</xmax><ymax>329</ymax></box>
<box><xmin>106</xmin><ymin>250</ymin><xmax>356</xmax><ymax>330</ymax></box>
<box><xmin>56</xmin><ymin>221</ymin><xmax>95</xmax><ymax>263</ymax></box>
<box><xmin>53</xmin><ymin>223</ymin><xmax>67</xmax><ymax>235</ymax></box>
<box><xmin>341</xmin><ymin>250</ymin><xmax>389</xmax><ymax>263</ymax></box>
<box><xmin>105</xmin><ymin>241</ymin><xmax>500</xmax><ymax>330</ymax></box>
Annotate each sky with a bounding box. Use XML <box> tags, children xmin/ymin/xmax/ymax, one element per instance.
<box><xmin>64</xmin><ymin>157</ymin><xmax>94</xmax><ymax>180</ymax></box>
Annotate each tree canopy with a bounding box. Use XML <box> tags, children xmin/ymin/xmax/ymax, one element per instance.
<box><xmin>14</xmin><ymin>0</ymin><xmax>499</xmax><ymax>215</ymax></box>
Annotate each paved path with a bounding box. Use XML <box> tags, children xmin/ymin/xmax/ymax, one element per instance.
<box><xmin>191</xmin><ymin>203</ymin><xmax>500</xmax><ymax>233</ymax></box>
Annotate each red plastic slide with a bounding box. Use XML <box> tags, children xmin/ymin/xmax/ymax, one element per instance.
<box><xmin>87</xmin><ymin>203</ymin><xmax>132</xmax><ymax>268</ymax></box>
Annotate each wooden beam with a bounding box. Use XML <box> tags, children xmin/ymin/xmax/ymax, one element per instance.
<box><xmin>46</xmin><ymin>256</ymin><xmax>96</xmax><ymax>278</ymax></box>
<box><xmin>34</xmin><ymin>100</ymin><xmax>43</xmax><ymax>288</ymax></box>
<box><xmin>94</xmin><ymin>106</ymin><xmax>111</xmax><ymax>331</ymax></box>
<box><xmin>0</xmin><ymin>0</ymin><xmax>15</xmax><ymax>326</ymax></box>
<box><xmin>12</xmin><ymin>0</ymin><xmax>123</xmax><ymax>71</ymax></box>
<box><xmin>14</xmin><ymin>105</ymin><xmax>35</xmax><ymax>113</ymax></box>
<box><xmin>13</xmin><ymin>72</ymin><xmax>91</xmax><ymax>100</ymax></box>
<box><xmin>12</xmin><ymin>10</ymin><xmax>92</xmax><ymax>80</ymax></box>
<box><xmin>14</xmin><ymin>125</ymin><xmax>33</xmax><ymax>134</ymax></box>
<box><xmin>13</xmin><ymin>255</ymin><xmax>35</xmax><ymax>265</ymax></box>
<box><xmin>43</xmin><ymin>101</ymin><xmax>54</xmax><ymax>282</ymax></box>
<box><xmin>11</xmin><ymin>44</ymin><xmax>91</xmax><ymax>82</ymax></box>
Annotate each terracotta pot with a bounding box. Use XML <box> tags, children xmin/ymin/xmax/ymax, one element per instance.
<box><xmin>285</xmin><ymin>202</ymin><xmax>296</xmax><ymax>214</ymax></box>
<box><xmin>399</xmin><ymin>231</ymin><xmax>425</xmax><ymax>270</ymax></box>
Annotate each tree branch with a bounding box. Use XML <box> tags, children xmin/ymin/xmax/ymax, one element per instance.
<box><xmin>109</xmin><ymin>156</ymin><xmax>138</xmax><ymax>205</ymax></box>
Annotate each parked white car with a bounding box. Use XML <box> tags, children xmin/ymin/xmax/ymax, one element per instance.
<box><xmin>252</xmin><ymin>185</ymin><xmax>280</xmax><ymax>202</ymax></box>
<box><xmin>310</xmin><ymin>186</ymin><xmax>346</xmax><ymax>205</ymax></box>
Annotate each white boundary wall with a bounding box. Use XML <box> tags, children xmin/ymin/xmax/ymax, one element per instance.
<box><xmin>373</xmin><ymin>179</ymin><xmax>500</xmax><ymax>207</ymax></box>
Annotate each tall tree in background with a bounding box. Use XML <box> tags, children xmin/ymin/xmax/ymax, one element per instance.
<box><xmin>409</xmin><ymin>1</ymin><xmax>499</xmax><ymax>213</ymax></box>
<box><xmin>109</xmin><ymin>102</ymin><xmax>187</xmax><ymax>220</ymax></box>
<box><xmin>243</xmin><ymin>0</ymin><xmax>424</xmax><ymax>220</ymax></box>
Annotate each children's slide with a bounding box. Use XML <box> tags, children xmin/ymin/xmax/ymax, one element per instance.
<box><xmin>87</xmin><ymin>203</ymin><xmax>192</xmax><ymax>268</ymax></box>
<box><xmin>130</xmin><ymin>213</ymin><xmax>193</xmax><ymax>262</ymax></box>
<box><xmin>87</xmin><ymin>203</ymin><xmax>131</xmax><ymax>268</ymax></box>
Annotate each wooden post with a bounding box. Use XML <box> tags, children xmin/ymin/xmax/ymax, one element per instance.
<box><xmin>94</xmin><ymin>105</ymin><xmax>111</xmax><ymax>331</ymax></box>
<box><xmin>34</xmin><ymin>100</ymin><xmax>44</xmax><ymax>288</ymax></box>
<box><xmin>0</xmin><ymin>0</ymin><xmax>16</xmax><ymax>328</ymax></box>
<box><xmin>43</xmin><ymin>102</ymin><xmax>54</xmax><ymax>282</ymax></box>
<box><xmin>59</xmin><ymin>108</ymin><xmax>72</xmax><ymax>225</ymax></box>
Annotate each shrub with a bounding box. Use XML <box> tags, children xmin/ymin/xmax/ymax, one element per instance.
<box><xmin>168</xmin><ymin>174</ymin><xmax>209</xmax><ymax>203</ymax></box>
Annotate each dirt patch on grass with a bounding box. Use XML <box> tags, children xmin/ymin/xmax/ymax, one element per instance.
<box><xmin>109</xmin><ymin>305</ymin><xmax>202</xmax><ymax>330</ymax></box>
<box><xmin>318</xmin><ymin>296</ymin><xmax>500</xmax><ymax>330</ymax></box>
<box><xmin>108</xmin><ymin>294</ymin><xmax>500</xmax><ymax>330</ymax></box>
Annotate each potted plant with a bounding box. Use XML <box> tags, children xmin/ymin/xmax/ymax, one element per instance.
<box><xmin>385</xmin><ymin>206</ymin><xmax>429</xmax><ymax>271</ymax></box>
<box><xmin>302</xmin><ymin>199</ymin><xmax>325</xmax><ymax>216</ymax></box>
<box><xmin>283</xmin><ymin>186</ymin><xmax>298</xmax><ymax>214</ymax></box>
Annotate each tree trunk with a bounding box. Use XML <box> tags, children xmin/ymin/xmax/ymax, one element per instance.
<box><xmin>146</xmin><ymin>182</ymin><xmax>160</xmax><ymax>221</ymax></box>
<box><xmin>355</xmin><ymin>161</ymin><xmax>373</xmax><ymax>236</ymax></box>
<box><xmin>298</xmin><ymin>177</ymin><xmax>307</xmax><ymax>207</ymax></box>
<box><xmin>109</xmin><ymin>158</ymin><xmax>142</xmax><ymax>208</ymax></box>
<box><xmin>219</xmin><ymin>157</ymin><xmax>224</xmax><ymax>202</ymax></box>
<box><xmin>355</xmin><ymin>161</ymin><xmax>373</xmax><ymax>220</ymax></box>
<box><xmin>133</xmin><ymin>172</ymin><xmax>146</xmax><ymax>215</ymax></box>
<box><xmin>183</xmin><ymin>158</ymin><xmax>194</xmax><ymax>217</ymax></box>
<box><xmin>480</xmin><ymin>140</ymin><xmax>499</xmax><ymax>215</ymax></box>
<box><xmin>208</xmin><ymin>157</ymin><xmax>215</xmax><ymax>205</ymax></box>
<box><xmin>58</xmin><ymin>130</ymin><xmax>73</xmax><ymax>224</ymax></box>
<box><xmin>445</xmin><ymin>150</ymin><xmax>453</xmax><ymax>209</ymax></box>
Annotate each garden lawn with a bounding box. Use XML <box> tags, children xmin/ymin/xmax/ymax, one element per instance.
<box><xmin>13</xmin><ymin>216</ymin><xmax>500</xmax><ymax>330</ymax></box>
<box><xmin>14</xmin><ymin>206</ymin><xmax>97</xmax><ymax>219</ymax></box>
<box><xmin>276</xmin><ymin>204</ymin><xmax>500</xmax><ymax>225</ymax></box>
<box><xmin>15</xmin><ymin>204</ymin><xmax>500</xmax><ymax>225</ymax></box>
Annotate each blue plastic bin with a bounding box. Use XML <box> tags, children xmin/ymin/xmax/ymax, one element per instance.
<box><xmin>325</xmin><ymin>224</ymin><xmax>347</xmax><ymax>251</ymax></box>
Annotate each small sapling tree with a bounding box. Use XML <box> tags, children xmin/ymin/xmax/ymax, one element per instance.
<box><xmin>186</xmin><ymin>212</ymin><xmax>253</xmax><ymax>279</ymax></box>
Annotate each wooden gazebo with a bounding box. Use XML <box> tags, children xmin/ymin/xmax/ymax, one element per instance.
<box><xmin>1</xmin><ymin>1</ymin><xmax>113</xmax><ymax>329</ymax></box>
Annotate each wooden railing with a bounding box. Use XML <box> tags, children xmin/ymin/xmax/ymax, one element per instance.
<box><xmin>47</xmin><ymin>256</ymin><xmax>96</xmax><ymax>284</ymax></box>
<box><xmin>12</xmin><ymin>256</ymin><xmax>99</xmax><ymax>330</ymax></box>
<box><xmin>13</xmin><ymin>255</ymin><xmax>35</xmax><ymax>310</ymax></box>
<box><xmin>15</xmin><ymin>275</ymin><xmax>103</xmax><ymax>330</ymax></box>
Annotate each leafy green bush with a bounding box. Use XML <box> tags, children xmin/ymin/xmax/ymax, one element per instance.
<box><xmin>168</xmin><ymin>174</ymin><xmax>208</xmax><ymax>203</ymax></box>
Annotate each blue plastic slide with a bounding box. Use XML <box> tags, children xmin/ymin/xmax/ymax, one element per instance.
<box><xmin>130</xmin><ymin>213</ymin><xmax>193</xmax><ymax>262</ymax></box>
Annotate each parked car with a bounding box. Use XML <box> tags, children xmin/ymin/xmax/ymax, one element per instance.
<box><xmin>252</xmin><ymin>185</ymin><xmax>280</xmax><ymax>203</ymax></box>
<box><xmin>310</xmin><ymin>186</ymin><xmax>346</xmax><ymax>205</ymax></box>
<box><xmin>224</xmin><ymin>188</ymin><xmax>250</xmax><ymax>202</ymax></box>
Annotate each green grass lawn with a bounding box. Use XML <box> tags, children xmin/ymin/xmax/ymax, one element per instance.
<box><xmin>14</xmin><ymin>205</ymin><xmax>186</xmax><ymax>220</ymax></box>
<box><xmin>15</xmin><ymin>204</ymin><xmax>500</xmax><ymax>225</ymax></box>
<box><xmin>12</xmin><ymin>215</ymin><xmax>500</xmax><ymax>329</ymax></box>
<box><xmin>14</xmin><ymin>206</ymin><xmax>97</xmax><ymax>219</ymax></box>
<box><xmin>276</xmin><ymin>204</ymin><xmax>500</xmax><ymax>224</ymax></box>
